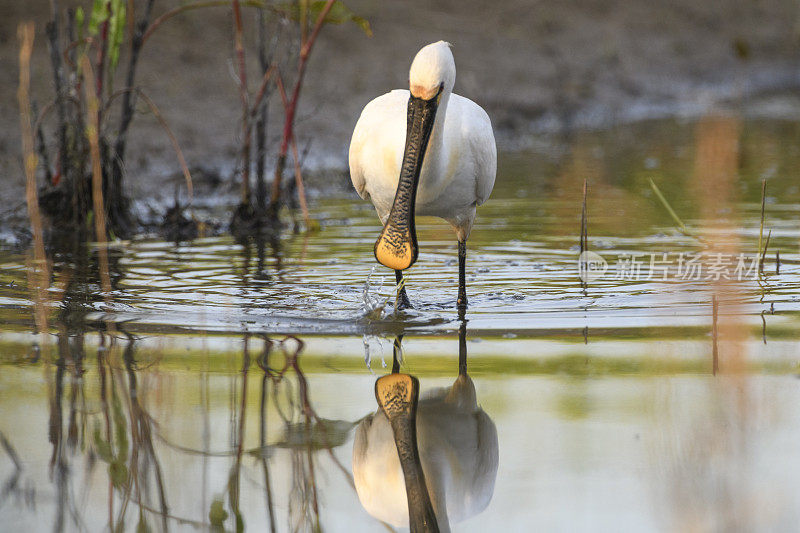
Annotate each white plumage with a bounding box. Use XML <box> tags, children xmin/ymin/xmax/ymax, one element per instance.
<box><xmin>349</xmin><ymin>41</ymin><xmax>497</xmax><ymax>243</ymax></box>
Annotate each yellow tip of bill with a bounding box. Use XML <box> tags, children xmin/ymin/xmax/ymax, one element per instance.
<box><xmin>375</xmin><ymin>231</ymin><xmax>417</xmax><ymax>270</ymax></box>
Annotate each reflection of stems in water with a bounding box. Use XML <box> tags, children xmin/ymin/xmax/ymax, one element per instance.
<box><xmin>258</xmin><ymin>336</ymin><xmax>360</xmax><ymax>529</ymax></box>
<box><xmin>290</xmin><ymin>343</ymin><xmax>321</xmax><ymax>529</ymax></box>
<box><xmin>153</xmin><ymin>434</ymin><xmax>240</xmax><ymax>457</ymax></box>
<box><xmin>121</xmin><ymin>334</ymin><xmax>169</xmax><ymax>531</ymax></box>
<box><xmin>258</xmin><ymin>339</ymin><xmax>278</xmax><ymax>533</ymax></box>
<box><xmin>289</xmin><ymin>338</ymin><xmax>358</xmax><ymax>493</ymax></box>
<box><xmin>113</xmin><ymin>359</ymin><xmax>135</xmax><ymax>529</ymax></box>
<box><xmin>65</xmin><ymin>329</ymin><xmax>85</xmax><ymax>450</ymax></box>
<box><xmin>115</xmin><ymin>337</ymin><xmax>139</xmax><ymax>529</ymax></box>
<box><xmin>96</xmin><ymin>334</ymin><xmax>114</xmax><ymax>527</ymax></box>
<box><xmin>47</xmin><ymin>331</ymin><xmax>89</xmax><ymax>532</ymax></box>
<box><xmin>758</xmin><ymin>230</ymin><xmax>771</xmax><ymax>275</ymax></box>
<box><xmin>228</xmin><ymin>334</ymin><xmax>251</xmax><ymax>531</ymax></box>
<box><xmin>267</xmin><ymin>336</ymin><xmax>339</xmax><ymax>530</ymax></box>
<box><xmin>757</xmin><ymin>178</ymin><xmax>766</xmax><ymax>273</ymax></box>
<box><xmin>50</xmin><ymin>349</ymin><xmax>67</xmax><ymax>532</ymax></box>
<box><xmin>202</xmin><ymin>346</ymin><xmax>211</xmax><ymax>517</ymax></box>
<box><xmin>133</xmin><ymin>500</ymin><xmax>208</xmax><ymax>529</ymax></box>
<box><xmin>0</xmin><ymin>432</ymin><xmax>23</xmax><ymax>505</ymax></box>
<box><xmin>0</xmin><ymin>433</ymin><xmax>22</xmax><ymax>474</ymax></box>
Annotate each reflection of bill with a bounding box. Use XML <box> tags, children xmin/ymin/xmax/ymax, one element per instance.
<box><xmin>578</xmin><ymin>250</ymin><xmax>608</xmax><ymax>282</ymax></box>
<box><xmin>352</xmin><ymin>363</ymin><xmax>498</xmax><ymax>531</ymax></box>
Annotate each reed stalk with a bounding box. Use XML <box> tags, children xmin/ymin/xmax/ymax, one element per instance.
<box><xmin>19</xmin><ymin>21</ymin><xmax>51</xmax><ymax>339</ymax></box>
<box><xmin>80</xmin><ymin>55</ymin><xmax>113</xmax><ymax>298</ymax></box>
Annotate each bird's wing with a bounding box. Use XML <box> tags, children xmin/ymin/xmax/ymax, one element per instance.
<box><xmin>348</xmin><ymin>108</ymin><xmax>371</xmax><ymax>200</ymax></box>
<box><xmin>348</xmin><ymin>90</ymin><xmax>409</xmax><ymax>201</ymax></box>
<box><xmin>461</xmin><ymin>98</ymin><xmax>497</xmax><ymax>206</ymax></box>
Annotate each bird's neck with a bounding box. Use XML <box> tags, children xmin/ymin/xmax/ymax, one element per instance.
<box><xmin>420</xmin><ymin>92</ymin><xmax>450</xmax><ymax>185</ymax></box>
<box><xmin>431</xmin><ymin>91</ymin><xmax>450</xmax><ymax>149</ymax></box>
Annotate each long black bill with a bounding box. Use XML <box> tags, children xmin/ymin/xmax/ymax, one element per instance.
<box><xmin>374</xmin><ymin>90</ymin><xmax>441</xmax><ymax>271</ymax></box>
<box><xmin>375</xmin><ymin>373</ymin><xmax>440</xmax><ymax>533</ymax></box>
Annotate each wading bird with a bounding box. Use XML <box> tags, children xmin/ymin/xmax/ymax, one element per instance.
<box><xmin>349</xmin><ymin>41</ymin><xmax>497</xmax><ymax>311</ymax></box>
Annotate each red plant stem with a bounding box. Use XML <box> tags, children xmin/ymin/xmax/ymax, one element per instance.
<box><xmin>300</xmin><ymin>0</ymin><xmax>337</xmax><ymax>62</ymax></box>
<box><xmin>126</xmin><ymin>0</ymin><xmax>135</xmax><ymax>42</ymax></box>
<box><xmin>289</xmin><ymin>133</ymin><xmax>310</xmax><ymax>224</ymax></box>
<box><xmin>274</xmin><ymin>69</ymin><xmax>289</xmax><ymax>108</ymax></box>
<box><xmin>232</xmin><ymin>0</ymin><xmax>251</xmax><ymax>204</ymax></box>
<box><xmin>249</xmin><ymin>63</ymin><xmax>275</xmax><ymax>119</ymax></box>
<box><xmin>269</xmin><ymin>0</ymin><xmax>336</xmax><ymax>207</ymax></box>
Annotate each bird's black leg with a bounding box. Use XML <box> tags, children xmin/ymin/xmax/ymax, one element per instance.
<box><xmin>457</xmin><ymin>240</ymin><xmax>468</xmax><ymax>314</ymax></box>
<box><xmin>395</xmin><ymin>269</ymin><xmax>413</xmax><ymax>310</ymax></box>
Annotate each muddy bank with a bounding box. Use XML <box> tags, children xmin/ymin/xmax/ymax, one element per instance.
<box><xmin>2</xmin><ymin>0</ymin><xmax>800</xmax><ymax>204</ymax></box>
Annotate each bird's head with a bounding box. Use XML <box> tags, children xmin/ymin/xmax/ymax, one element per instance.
<box><xmin>374</xmin><ymin>42</ymin><xmax>455</xmax><ymax>271</ymax></box>
<box><xmin>409</xmin><ymin>41</ymin><xmax>455</xmax><ymax>101</ymax></box>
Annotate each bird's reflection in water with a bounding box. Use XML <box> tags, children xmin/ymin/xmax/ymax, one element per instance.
<box><xmin>353</xmin><ymin>321</ymin><xmax>499</xmax><ymax>532</ymax></box>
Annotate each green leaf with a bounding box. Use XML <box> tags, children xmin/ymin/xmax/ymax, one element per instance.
<box><xmin>108</xmin><ymin>0</ymin><xmax>126</xmax><ymax>72</ymax></box>
<box><xmin>275</xmin><ymin>0</ymin><xmax>372</xmax><ymax>36</ymax></box>
<box><xmin>209</xmin><ymin>499</ymin><xmax>228</xmax><ymax>527</ymax></box>
<box><xmin>349</xmin><ymin>14</ymin><xmax>371</xmax><ymax>37</ymax></box>
<box><xmin>318</xmin><ymin>1</ymin><xmax>372</xmax><ymax>36</ymax></box>
<box><xmin>88</xmin><ymin>0</ymin><xmax>108</xmax><ymax>37</ymax></box>
<box><xmin>75</xmin><ymin>7</ymin><xmax>85</xmax><ymax>38</ymax></box>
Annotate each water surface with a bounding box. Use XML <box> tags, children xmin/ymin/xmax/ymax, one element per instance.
<box><xmin>1</xmin><ymin>117</ymin><xmax>799</xmax><ymax>531</ymax></box>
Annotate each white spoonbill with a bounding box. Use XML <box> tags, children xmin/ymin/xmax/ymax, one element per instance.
<box><xmin>349</xmin><ymin>41</ymin><xmax>497</xmax><ymax>311</ymax></box>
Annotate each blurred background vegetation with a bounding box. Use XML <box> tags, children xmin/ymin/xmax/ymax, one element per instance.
<box><xmin>3</xmin><ymin>0</ymin><xmax>800</xmax><ymax>204</ymax></box>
